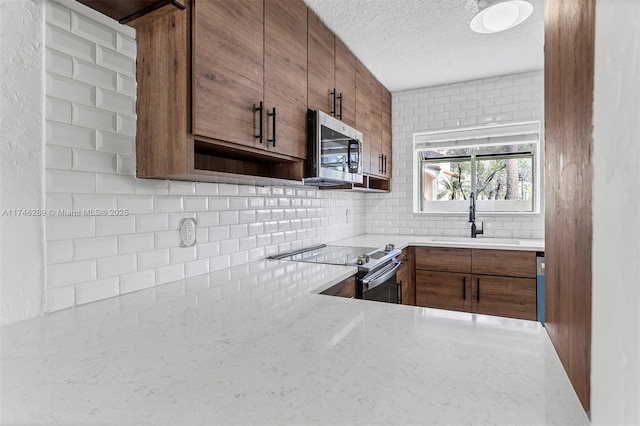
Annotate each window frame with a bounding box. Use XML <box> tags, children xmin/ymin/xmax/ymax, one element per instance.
<box><xmin>413</xmin><ymin>121</ymin><xmax>542</xmax><ymax>216</ymax></box>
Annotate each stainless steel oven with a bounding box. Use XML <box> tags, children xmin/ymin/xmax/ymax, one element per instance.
<box><xmin>268</xmin><ymin>244</ymin><xmax>403</xmax><ymax>304</ymax></box>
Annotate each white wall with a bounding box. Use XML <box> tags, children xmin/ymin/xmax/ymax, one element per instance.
<box><xmin>591</xmin><ymin>0</ymin><xmax>640</xmax><ymax>424</ymax></box>
<box><xmin>0</xmin><ymin>0</ymin><xmax>46</xmax><ymax>325</ymax></box>
<box><xmin>367</xmin><ymin>71</ymin><xmax>544</xmax><ymax>238</ymax></box>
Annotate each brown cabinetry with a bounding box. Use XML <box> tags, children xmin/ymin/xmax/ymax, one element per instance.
<box><xmin>133</xmin><ymin>0</ymin><xmax>307</xmax><ymax>183</ymax></box>
<box><xmin>307</xmin><ymin>12</ymin><xmax>356</xmax><ymax>127</ymax></box>
<box><xmin>321</xmin><ymin>276</ymin><xmax>356</xmax><ymax>298</ymax></box>
<box><xmin>414</xmin><ymin>247</ymin><xmax>537</xmax><ymax>320</ymax></box>
<box><xmin>397</xmin><ymin>247</ymin><xmax>415</xmax><ymax>306</ymax></box>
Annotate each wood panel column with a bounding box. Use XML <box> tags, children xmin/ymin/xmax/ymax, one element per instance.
<box><xmin>544</xmin><ymin>0</ymin><xmax>595</xmax><ymax>412</ymax></box>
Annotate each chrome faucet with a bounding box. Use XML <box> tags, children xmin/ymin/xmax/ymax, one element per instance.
<box><xmin>468</xmin><ymin>192</ymin><xmax>484</xmax><ymax>238</ymax></box>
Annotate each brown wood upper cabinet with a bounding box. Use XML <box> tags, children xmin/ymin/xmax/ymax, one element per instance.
<box><xmin>193</xmin><ymin>0</ymin><xmax>307</xmax><ymax>159</ymax></box>
<box><xmin>356</xmin><ymin>59</ymin><xmax>392</xmax><ymax>180</ymax></box>
<box><xmin>133</xmin><ymin>0</ymin><xmax>308</xmax><ymax>183</ymax></box>
<box><xmin>307</xmin><ymin>11</ymin><xmax>356</xmax><ymax>127</ymax></box>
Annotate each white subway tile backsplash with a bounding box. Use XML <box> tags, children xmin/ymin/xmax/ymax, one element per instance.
<box><xmin>46</xmin><ymin>24</ymin><xmax>95</xmax><ymax>62</ymax></box>
<box><xmin>156</xmin><ymin>264</ymin><xmax>184</xmax><ymax>285</ymax></box>
<box><xmin>154</xmin><ymin>230</ymin><xmax>180</xmax><ymax>249</ymax></box>
<box><xmin>184</xmin><ymin>197</ymin><xmax>207</xmax><ymax>212</ymax></box>
<box><xmin>73</xmin><ymin>236</ymin><xmax>118</xmax><ymax>260</ymax></box>
<box><xmin>116</xmin><ymin>33</ymin><xmax>137</xmax><ymax>58</ymax></box>
<box><xmin>95</xmin><ymin>215</ymin><xmax>136</xmax><ymax>236</ymax></box>
<box><xmin>49</xmin><ymin>260</ymin><xmax>96</xmax><ymax>287</ymax></box>
<box><xmin>72</xmin><ymin>104</ymin><xmax>117</xmax><ymax>132</ymax></box>
<box><xmin>118</xmin><ymin>233</ymin><xmax>154</xmax><ymax>254</ymax></box>
<box><xmin>96</xmin><ymin>45</ymin><xmax>134</xmax><ymax>76</ymax></box>
<box><xmin>47</xmin><ymin>169</ymin><xmax>95</xmax><ymax>193</ymax></box>
<box><xmin>117</xmin><ymin>154</ymin><xmax>136</xmax><ymax>175</ymax></box>
<box><xmin>96</xmin><ymin>173</ymin><xmax>136</xmax><ymax>194</ymax></box>
<box><xmin>71</xmin><ymin>11</ymin><xmax>117</xmax><ymax>49</ymax></box>
<box><xmin>47</xmin><ymin>121</ymin><xmax>96</xmax><ymax>150</ymax></box>
<box><xmin>75</xmin><ymin>277</ymin><xmax>119</xmax><ymax>305</ymax></box>
<box><xmin>46</xmin><ymin>286</ymin><xmax>75</xmax><ymax>312</ymax></box>
<box><xmin>170</xmin><ymin>246</ymin><xmax>197</xmax><ymax>264</ymax></box>
<box><xmin>97</xmin><ymin>253</ymin><xmax>136</xmax><ymax>278</ymax></box>
<box><xmin>117</xmin><ymin>195</ymin><xmax>153</xmax><ymax>214</ymax></box>
<box><xmin>135</xmin><ymin>179</ymin><xmax>168</xmax><ymax>195</ymax></box>
<box><xmin>46</xmin><ymin>96</ymin><xmax>72</xmax><ymax>123</ymax></box>
<box><xmin>117</xmin><ymin>114</ymin><xmax>136</xmax><ymax>136</ymax></box>
<box><xmin>73</xmin><ymin>149</ymin><xmax>118</xmax><ymax>173</ymax></box>
<box><xmin>185</xmin><ymin>259</ymin><xmax>209</xmax><ymax>278</ymax></box>
<box><xmin>96</xmin><ymin>88</ymin><xmax>135</xmax><ymax>116</ymax></box>
<box><xmin>137</xmin><ymin>249</ymin><xmax>170</xmax><ymax>271</ymax></box>
<box><xmin>167</xmin><ymin>181</ymin><xmax>195</xmax><ymax>196</ymax></box>
<box><xmin>46</xmin><ymin>48</ymin><xmax>73</xmax><ymax>77</ymax></box>
<box><xmin>46</xmin><ymin>145</ymin><xmax>73</xmax><ymax>170</ymax></box>
<box><xmin>197</xmin><ymin>242</ymin><xmax>220</xmax><ymax>259</ymax></box>
<box><xmin>120</xmin><ymin>270</ymin><xmax>155</xmax><ymax>294</ymax></box>
<box><xmin>47</xmin><ymin>240</ymin><xmax>74</xmax><ymax>265</ymax></box>
<box><xmin>73</xmin><ymin>58</ymin><xmax>118</xmax><ymax>91</ymax></box>
<box><xmin>135</xmin><ymin>214</ymin><xmax>169</xmax><ymax>233</ymax></box>
<box><xmin>154</xmin><ymin>196</ymin><xmax>183</xmax><ymax>213</ymax></box>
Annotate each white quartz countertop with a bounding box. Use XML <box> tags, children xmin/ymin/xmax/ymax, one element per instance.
<box><xmin>330</xmin><ymin>233</ymin><xmax>545</xmax><ymax>252</ymax></box>
<box><xmin>2</xmin><ymin>238</ymin><xmax>585</xmax><ymax>426</ymax></box>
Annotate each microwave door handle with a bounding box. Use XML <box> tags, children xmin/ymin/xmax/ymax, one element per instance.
<box><xmin>347</xmin><ymin>140</ymin><xmax>359</xmax><ymax>173</ymax></box>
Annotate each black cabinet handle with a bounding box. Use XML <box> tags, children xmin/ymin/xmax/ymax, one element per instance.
<box><xmin>476</xmin><ymin>278</ymin><xmax>480</xmax><ymax>303</ymax></box>
<box><xmin>379</xmin><ymin>154</ymin><xmax>384</xmax><ymax>173</ymax></box>
<box><xmin>254</xmin><ymin>102</ymin><xmax>263</xmax><ymax>144</ymax></box>
<box><xmin>463</xmin><ymin>276</ymin><xmax>466</xmax><ymax>300</ymax></box>
<box><xmin>267</xmin><ymin>107</ymin><xmax>276</xmax><ymax>146</ymax></box>
<box><xmin>397</xmin><ymin>281</ymin><xmax>403</xmax><ymax>304</ymax></box>
<box><xmin>383</xmin><ymin>155</ymin><xmax>387</xmax><ymax>174</ymax></box>
<box><xmin>337</xmin><ymin>92</ymin><xmax>343</xmax><ymax>120</ymax></box>
<box><xmin>330</xmin><ymin>89</ymin><xmax>336</xmax><ymax>116</ymax></box>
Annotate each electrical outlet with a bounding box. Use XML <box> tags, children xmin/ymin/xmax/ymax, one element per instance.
<box><xmin>346</xmin><ymin>208</ymin><xmax>352</xmax><ymax>224</ymax></box>
<box><xmin>179</xmin><ymin>218</ymin><xmax>197</xmax><ymax>247</ymax></box>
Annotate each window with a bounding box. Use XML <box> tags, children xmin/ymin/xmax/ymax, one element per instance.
<box><xmin>413</xmin><ymin>122</ymin><xmax>541</xmax><ymax>214</ymax></box>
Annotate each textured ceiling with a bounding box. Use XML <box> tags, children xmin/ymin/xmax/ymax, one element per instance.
<box><xmin>303</xmin><ymin>0</ymin><xmax>544</xmax><ymax>92</ymax></box>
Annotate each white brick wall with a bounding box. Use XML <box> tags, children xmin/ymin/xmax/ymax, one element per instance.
<box><xmin>367</xmin><ymin>71</ymin><xmax>545</xmax><ymax>238</ymax></box>
<box><xmin>43</xmin><ymin>1</ymin><xmax>366</xmax><ymax>312</ymax></box>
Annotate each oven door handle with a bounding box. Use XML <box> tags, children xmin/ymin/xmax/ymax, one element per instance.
<box><xmin>361</xmin><ymin>259</ymin><xmax>406</xmax><ymax>291</ymax></box>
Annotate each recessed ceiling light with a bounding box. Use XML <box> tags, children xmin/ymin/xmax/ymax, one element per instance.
<box><xmin>470</xmin><ymin>0</ymin><xmax>534</xmax><ymax>33</ymax></box>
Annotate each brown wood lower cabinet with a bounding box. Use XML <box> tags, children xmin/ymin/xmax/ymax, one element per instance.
<box><xmin>320</xmin><ymin>276</ymin><xmax>355</xmax><ymax>298</ymax></box>
<box><xmin>416</xmin><ymin>271</ymin><xmax>471</xmax><ymax>312</ymax></box>
<box><xmin>414</xmin><ymin>247</ymin><xmax>537</xmax><ymax>321</ymax></box>
<box><xmin>472</xmin><ymin>275</ymin><xmax>536</xmax><ymax>320</ymax></box>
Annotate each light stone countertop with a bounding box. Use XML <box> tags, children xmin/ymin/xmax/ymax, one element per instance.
<box><xmin>1</xmin><ymin>238</ymin><xmax>587</xmax><ymax>426</ymax></box>
<box><xmin>330</xmin><ymin>233</ymin><xmax>545</xmax><ymax>252</ymax></box>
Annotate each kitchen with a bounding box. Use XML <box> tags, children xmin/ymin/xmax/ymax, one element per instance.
<box><xmin>0</xmin><ymin>0</ymin><xmax>638</xmax><ymax>425</ymax></box>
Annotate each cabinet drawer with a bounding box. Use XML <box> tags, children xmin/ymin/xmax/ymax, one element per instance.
<box><xmin>415</xmin><ymin>247</ymin><xmax>471</xmax><ymax>273</ymax></box>
<box><xmin>472</xmin><ymin>249</ymin><xmax>536</xmax><ymax>278</ymax></box>
<box><xmin>472</xmin><ymin>275</ymin><xmax>537</xmax><ymax>320</ymax></box>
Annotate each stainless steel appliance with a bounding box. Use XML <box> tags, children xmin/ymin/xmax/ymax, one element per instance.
<box><xmin>269</xmin><ymin>244</ymin><xmax>404</xmax><ymax>304</ymax></box>
<box><xmin>304</xmin><ymin>110</ymin><xmax>363</xmax><ymax>186</ymax></box>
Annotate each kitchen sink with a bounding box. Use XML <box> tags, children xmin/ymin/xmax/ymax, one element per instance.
<box><xmin>428</xmin><ymin>237</ymin><xmax>521</xmax><ymax>245</ymax></box>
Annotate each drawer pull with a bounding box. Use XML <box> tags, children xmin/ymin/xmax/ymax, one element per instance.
<box><xmin>462</xmin><ymin>276</ymin><xmax>466</xmax><ymax>300</ymax></box>
<box><xmin>477</xmin><ymin>278</ymin><xmax>480</xmax><ymax>303</ymax></box>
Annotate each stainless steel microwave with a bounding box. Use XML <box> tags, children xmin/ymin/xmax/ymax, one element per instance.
<box><xmin>304</xmin><ymin>109</ymin><xmax>363</xmax><ymax>186</ymax></box>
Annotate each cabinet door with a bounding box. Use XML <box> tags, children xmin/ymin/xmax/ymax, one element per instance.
<box><xmin>415</xmin><ymin>247</ymin><xmax>472</xmax><ymax>273</ymax></box>
<box><xmin>307</xmin><ymin>10</ymin><xmax>334</xmax><ymax>116</ymax></box>
<box><xmin>334</xmin><ymin>37</ymin><xmax>356</xmax><ymax>128</ymax></box>
<box><xmin>264</xmin><ymin>0</ymin><xmax>308</xmax><ymax>159</ymax></box>
<box><xmin>416</xmin><ymin>271</ymin><xmax>472</xmax><ymax>313</ymax></box>
<box><xmin>369</xmin><ymin>77</ymin><xmax>383</xmax><ymax>176</ymax></box>
<box><xmin>321</xmin><ymin>276</ymin><xmax>355</xmax><ymax>298</ymax></box>
<box><xmin>397</xmin><ymin>267</ymin><xmax>415</xmax><ymax>306</ymax></box>
<box><xmin>472</xmin><ymin>275</ymin><xmax>537</xmax><ymax>320</ymax></box>
<box><xmin>381</xmin><ymin>87</ymin><xmax>392</xmax><ymax>178</ymax></box>
<box><xmin>355</xmin><ymin>59</ymin><xmax>372</xmax><ymax>174</ymax></box>
<box><xmin>192</xmin><ymin>0</ymin><xmax>264</xmax><ymax>148</ymax></box>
